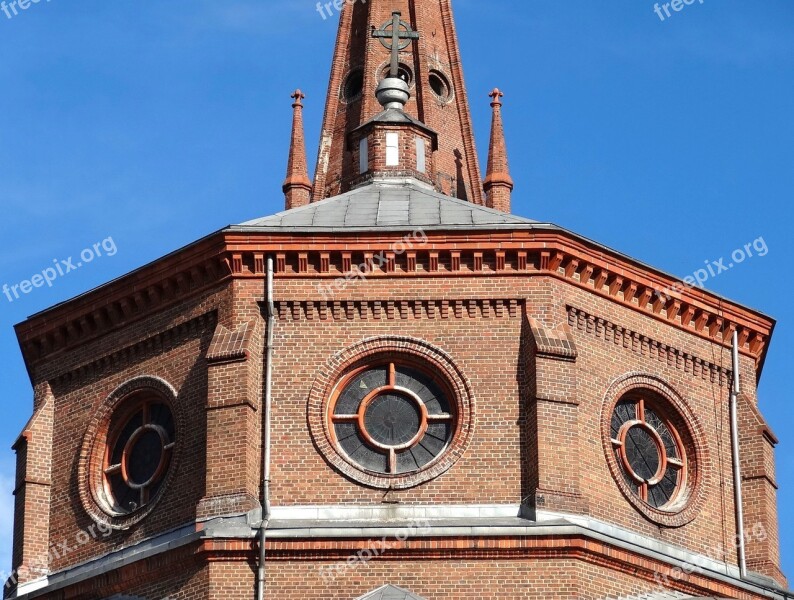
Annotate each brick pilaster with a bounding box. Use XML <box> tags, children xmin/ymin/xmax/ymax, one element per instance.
<box><xmin>11</xmin><ymin>382</ymin><xmax>54</xmax><ymax>589</ymax></box>
<box><xmin>523</xmin><ymin>311</ymin><xmax>585</xmax><ymax>514</ymax></box>
<box><xmin>197</xmin><ymin>319</ymin><xmax>264</xmax><ymax>519</ymax></box>
<box><xmin>739</xmin><ymin>384</ymin><xmax>787</xmax><ymax>586</ymax></box>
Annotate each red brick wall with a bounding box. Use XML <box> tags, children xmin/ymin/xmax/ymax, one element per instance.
<box><xmin>265</xmin><ymin>278</ymin><xmax>524</xmax><ymax>506</ymax></box>
<box><xmin>349</xmin><ymin>125</ymin><xmax>436</xmax><ymax>189</ymax></box>
<box><xmin>11</xmin><ymin>383</ymin><xmax>54</xmax><ymax>585</ymax></box>
<box><xmin>261</xmin><ymin>274</ymin><xmax>780</xmax><ymax>572</ymax></box>
<box><xmin>12</xmin><ymin>264</ymin><xmax>784</xmax><ymax>598</ymax></box>
<box><xmin>17</xmin><ymin>286</ymin><xmax>227</xmax><ymax>576</ymax></box>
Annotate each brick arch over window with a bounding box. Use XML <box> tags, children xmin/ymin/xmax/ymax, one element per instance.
<box><xmin>601</xmin><ymin>373</ymin><xmax>711</xmax><ymax>528</ymax></box>
<box><xmin>308</xmin><ymin>336</ymin><xmax>476</xmax><ymax>490</ymax></box>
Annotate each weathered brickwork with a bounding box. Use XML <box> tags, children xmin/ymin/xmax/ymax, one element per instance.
<box><xmin>9</xmin><ymin>255</ymin><xmax>785</xmax><ymax>600</ymax></box>
<box><xmin>8</xmin><ymin>0</ymin><xmax>787</xmax><ymax>598</ymax></box>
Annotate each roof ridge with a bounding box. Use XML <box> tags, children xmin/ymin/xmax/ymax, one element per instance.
<box><xmin>354</xmin><ymin>584</ymin><xmax>427</xmax><ymax>600</ymax></box>
<box><xmin>236</xmin><ymin>180</ymin><xmax>540</xmax><ymax>230</ymax></box>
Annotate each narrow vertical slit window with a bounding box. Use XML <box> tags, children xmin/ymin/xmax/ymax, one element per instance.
<box><xmin>386</xmin><ymin>132</ymin><xmax>399</xmax><ymax>166</ymax></box>
<box><xmin>416</xmin><ymin>137</ymin><xmax>426</xmax><ymax>174</ymax></box>
<box><xmin>359</xmin><ymin>137</ymin><xmax>369</xmax><ymax>174</ymax></box>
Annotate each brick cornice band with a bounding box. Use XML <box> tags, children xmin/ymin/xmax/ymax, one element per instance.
<box><xmin>15</xmin><ymin>231</ymin><xmax>772</xmax><ymax>377</ymax></box>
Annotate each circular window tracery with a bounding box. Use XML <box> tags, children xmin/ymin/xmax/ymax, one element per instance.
<box><xmin>104</xmin><ymin>399</ymin><xmax>176</xmax><ymax>515</ymax></box>
<box><xmin>330</xmin><ymin>362</ymin><xmax>455</xmax><ymax>475</ymax></box>
<box><xmin>601</xmin><ymin>374</ymin><xmax>709</xmax><ymax>528</ymax></box>
<box><xmin>611</xmin><ymin>395</ymin><xmax>685</xmax><ymax>509</ymax></box>
<box><xmin>309</xmin><ymin>337</ymin><xmax>475</xmax><ymax>490</ymax></box>
<box><xmin>79</xmin><ymin>377</ymin><xmax>181</xmax><ymax>530</ymax></box>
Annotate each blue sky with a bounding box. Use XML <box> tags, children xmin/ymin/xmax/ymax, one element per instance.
<box><xmin>0</xmin><ymin>0</ymin><xmax>792</xmax><ymax>583</ymax></box>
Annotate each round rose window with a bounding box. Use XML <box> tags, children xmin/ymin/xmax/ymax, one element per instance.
<box><xmin>330</xmin><ymin>362</ymin><xmax>455</xmax><ymax>475</ymax></box>
<box><xmin>610</xmin><ymin>394</ymin><xmax>685</xmax><ymax>509</ymax></box>
<box><xmin>103</xmin><ymin>397</ymin><xmax>176</xmax><ymax>515</ymax></box>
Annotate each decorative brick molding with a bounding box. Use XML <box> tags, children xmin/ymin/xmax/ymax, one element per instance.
<box><xmin>16</xmin><ymin>232</ymin><xmax>773</xmax><ymax>376</ymax></box>
<box><xmin>77</xmin><ymin>376</ymin><xmax>181</xmax><ymax>531</ymax></box>
<box><xmin>18</xmin><ymin>252</ymin><xmax>228</xmax><ymax>367</ymax></box>
<box><xmin>601</xmin><ymin>373</ymin><xmax>711</xmax><ymax>528</ymax></box>
<box><xmin>568</xmin><ymin>306</ymin><xmax>732</xmax><ymax>385</ymax></box>
<box><xmin>275</xmin><ymin>299</ymin><xmax>520</xmax><ymax>321</ymax></box>
<box><xmin>308</xmin><ymin>336</ymin><xmax>476</xmax><ymax>490</ymax></box>
<box><xmin>50</xmin><ymin>312</ymin><xmax>217</xmax><ymax>386</ymax></box>
<box><xmin>198</xmin><ymin>535</ymin><xmax>758</xmax><ymax>600</ymax></box>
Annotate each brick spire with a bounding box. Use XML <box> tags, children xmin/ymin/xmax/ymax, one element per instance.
<box><xmin>484</xmin><ymin>89</ymin><xmax>514</xmax><ymax>213</ymax></box>
<box><xmin>312</xmin><ymin>0</ymin><xmax>484</xmax><ymax>204</ymax></box>
<box><xmin>283</xmin><ymin>90</ymin><xmax>312</xmax><ymax>210</ymax></box>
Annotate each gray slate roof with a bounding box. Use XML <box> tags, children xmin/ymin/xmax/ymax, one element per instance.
<box><xmin>351</xmin><ymin>108</ymin><xmax>438</xmax><ymax>139</ymax></box>
<box><xmin>231</xmin><ymin>179</ymin><xmax>548</xmax><ymax>233</ymax></box>
<box><xmin>355</xmin><ymin>585</ymin><xmax>427</xmax><ymax>600</ymax></box>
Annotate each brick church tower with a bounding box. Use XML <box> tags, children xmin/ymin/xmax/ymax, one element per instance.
<box><xmin>7</xmin><ymin>1</ymin><xmax>790</xmax><ymax>599</ymax></box>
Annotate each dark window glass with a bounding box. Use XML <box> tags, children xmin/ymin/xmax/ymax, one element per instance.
<box><xmin>128</xmin><ymin>430</ymin><xmax>164</xmax><ymax>485</ymax></box>
<box><xmin>343</xmin><ymin>69</ymin><xmax>364</xmax><ymax>102</ymax></box>
<box><xmin>103</xmin><ymin>399</ymin><xmax>175</xmax><ymax>515</ymax></box>
<box><xmin>610</xmin><ymin>394</ymin><xmax>685</xmax><ymax>510</ymax></box>
<box><xmin>624</xmin><ymin>426</ymin><xmax>660</xmax><ymax>481</ymax></box>
<box><xmin>429</xmin><ymin>70</ymin><xmax>452</xmax><ymax>101</ymax></box>
<box><xmin>330</xmin><ymin>362</ymin><xmax>455</xmax><ymax>475</ymax></box>
<box><xmin>365</xmin><ymin>394</ymin><xmax>421</xmax><ymax>447</ymax></box>
<box><xmin>338</xmin><ymin>427</ymin><xmax>388</xmax><ymax>473</ymax></box>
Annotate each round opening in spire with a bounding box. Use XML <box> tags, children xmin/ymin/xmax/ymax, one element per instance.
<box><xmin>429</xmin><ymin>70</ymin><xmax>452</xmax><ymax>103</ymax></box>
<box><xmin>342</xmin><ymin>68</ymin><xmax>364</xmax><ymax>103</ymax></box>
<box><xmin>379</xmin><ymin>62</ymin><xmax>414</xmax><ymax>87</ymax></box>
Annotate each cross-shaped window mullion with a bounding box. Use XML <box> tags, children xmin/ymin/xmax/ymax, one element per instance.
<box><xmin>427</xmin><ymin>413</ymin><xmax>453</xmax><ymax>423</ymax></box>
<box><xmin>332</xmin><ymin>415</ymin><xmax>359</xmax><ymax>423</ymax></box>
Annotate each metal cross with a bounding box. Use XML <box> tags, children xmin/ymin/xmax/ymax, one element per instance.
<box><xmin>372</xmin><ymin>11</ymin><xmax>420</xmax><ymax>79</ymax></box>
